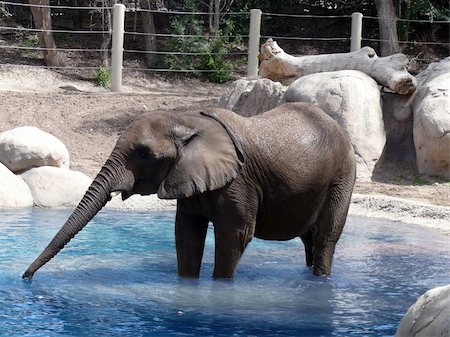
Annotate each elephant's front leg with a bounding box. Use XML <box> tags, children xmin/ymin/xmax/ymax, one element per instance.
<box><xmin>213</xmin><ymin>224</ymin><xmax>254</xmax><ymax>279</ymax></box>
<box><xmin>175</xmin><ymin>211</ymin><xmax>208</xmax><ymax>278</ymax></box>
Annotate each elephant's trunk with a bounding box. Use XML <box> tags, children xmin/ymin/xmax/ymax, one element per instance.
<box><xmin>22</xmin><ymin>153</ymin><xmax>132</xmax><ymax>279</ymax></box>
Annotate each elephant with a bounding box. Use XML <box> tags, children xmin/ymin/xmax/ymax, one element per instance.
<box><xmin>22</xmin><ymin>102</ymin><xmax>356</xmax><ymax>279</ymax></box>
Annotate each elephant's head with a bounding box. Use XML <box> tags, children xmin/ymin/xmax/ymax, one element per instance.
<box><xmin>22</xmin><ymin>110</ymin><xmax>244</xmax><ymax>279</ymax></box>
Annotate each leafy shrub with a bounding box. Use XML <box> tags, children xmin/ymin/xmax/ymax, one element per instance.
<box><xmin>94</xmin><ymin>66</ymin><xmax>111</xmax><ymax>88</ymax></box>
<box><xmin>399</xmin><ymin>0</ymin><xmax>450</xmax><ymax>39</ymax></box>
<box><xmin>163</xmin><ymin>15</ymin><xmax>243</xmax><ymax>83</ymax></box>
<box><xmin>18</xmin><ymin>34</ymin><xmax>40</xmax><ymax>56</ymax></box>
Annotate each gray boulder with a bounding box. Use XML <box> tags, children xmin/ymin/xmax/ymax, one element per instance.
<box><xmin>396</xmin><ymin>284</ymin><xmax>450</xmax><ymax>337</ymax></box>
<box><xmin>21</xmin><ymin>166</ymin><xmax>92</xmax><ymax>208</ymax></box>
<box><xmin>0</xmin><ymin>126</ymin><xmax>70</xmax><ymax>173</ymax></box>
<box><xmin>0</xmin><ymin>162</ymin><xmax>33</xmax><ymax>208</ymax></box>
<box><xmin>285</xmin><ymin>70</ymin><xmax>386</xmax><ymax>180</ymax></box>
<box><xmin>412</xmin><ymin>57</ymin><xmax>450</xmax><ymax>178</ymax></box>
<box><xmin>219</xmin><ymin>78</ymin><xmax>286</xmax><ymax>116</ymax></box>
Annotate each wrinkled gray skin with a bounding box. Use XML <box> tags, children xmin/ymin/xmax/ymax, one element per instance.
<box><xmin>23</xmin><ymin>102</ymin><xmax>356</xmax><ymax>279</ymax></box>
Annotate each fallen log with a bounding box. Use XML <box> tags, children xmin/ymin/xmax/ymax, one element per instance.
<box><xmin>259</xmin><ymin>39</ymin><xmax>417</xmax><ymax>95</ymax></box>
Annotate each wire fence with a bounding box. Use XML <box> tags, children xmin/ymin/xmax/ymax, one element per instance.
<box><xmin>0</xmin><ymin>1</ymin><xmax>448</xmax><ymax>79</ymax></box>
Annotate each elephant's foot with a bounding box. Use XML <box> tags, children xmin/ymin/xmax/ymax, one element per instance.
<box><xmin>312</xmin><ymin>265</ymin><xmax>331</xmax><ymax>276</ymax></box>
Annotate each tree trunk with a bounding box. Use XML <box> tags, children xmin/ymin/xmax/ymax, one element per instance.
<box><xmin>209</xmin><ymin>0</ymin><xmax>214</xmax><ymax>33</ymax></box>
<box><xmin>208</xmin><ymin>0</ymin><xmax>221</xmax><ymax>33</ymax></box>
<box><xmin>141</xmin><ymin>0</ymin><xmax>158</xmax><ymax>67</ymax></box>
<box><xmin>259</xmin><ymin>39</ymin><xmax>416</xmax><ymax>95</ymax></box>
<box><xmin>213</xmin><ymin>0</ymin><xmax>220</xmax><ymax>31</ymax></box>
<box><xmin>29</xmin><ymin>0</ymin><xmax>61</xmax><ymax>66</ymax></box>
<box><xmin>375</xmin><ymin>0</ymin><xmax>400</xmax><ymax>56</ymax></box>
<box><xmin>100</xmin><ymin>6</ymin><xmax>111</xmax><ymax>67</ymax></box>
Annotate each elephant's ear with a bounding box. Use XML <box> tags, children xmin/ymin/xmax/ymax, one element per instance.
<box><xmin>158</xmin><ymin>112</ymin><xmax>245</xmax><ymax>199</ymax></box>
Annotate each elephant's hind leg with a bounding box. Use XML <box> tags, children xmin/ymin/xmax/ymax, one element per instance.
<box><xmin>312</xmin><ymin>182</ymin><xmax>353</xmax><ymax>276</ymax></box>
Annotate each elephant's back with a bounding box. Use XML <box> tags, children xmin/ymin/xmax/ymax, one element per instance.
<box><xmin>251</xmin><ymin>102</ymin><xmax>344</xmax><ymax>137</ymax></box>
<box><xmin>247</xmin><ymin>102</ymin><xmax>355</xmax><ymax>185</ymax></box>
<box><xmin>251</xmin><ymin>102</ymin><xmax>350</xmax><ymax>151</ymax></box>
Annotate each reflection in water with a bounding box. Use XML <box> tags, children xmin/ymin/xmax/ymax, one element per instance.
<box><xmin>0</xmin><ymin>209</ymin><xmax>449</xmax><ymax>336</ymax></box>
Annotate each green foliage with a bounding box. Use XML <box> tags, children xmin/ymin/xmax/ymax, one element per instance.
<box><xmin>0</xmin><ymin>3</ymin><xmax>12</xmax><ymax>19</ymax></box>
<box><xmin>412</xmin><ymin>175</ymin><xmax>430</xmax><ymax>186</ymax></box>
<box><xmin>411</xmin><ymin>174</ymin><xmax>450</xmax><ymax>186</ymax></box>
<box><xmin>94</xmin><ymin>66</ymin><xmax>111</xmax><ymax>88</ymax></box>
<box><xmin>18</xmin><ymin>34</ymin><xmax>40</xmax><ymax>56</ymax></box>
<box><xmin>399</xmin><ymin>0</ymin><xmax>450</xmax><ymax>39</ymax></box>
<box><xmin>163</xmin><ymin>14</ymin><xmax>243</xmax><ymax>83</ymax></box>
<box><xmin>403</xmin><ymin>0</ymin><xmax>450</xmax><ymax>22</ymax></box>
<box><xmin>21</xmin><ymin>34</ymin><xmax>40</xmax><ymax>48</ymax></box>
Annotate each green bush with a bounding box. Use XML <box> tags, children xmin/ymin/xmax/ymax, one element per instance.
<box><xmin>399</xmin><ymin>0</ymin><xmax>450</xmax><ymax>39</ymax></box>
<box><xmin>18</xmin><ymin>34</ymin><xmax>40</xmax><ymax>55</ymax></box>
<box><xmin>94</xmin><ymin>66</ymin><xmax>111</xmax><ymax>88</ymax></box>
<box><xmin>163</xmin><ymin>15</ymin><xmax>243</xmax><ymax>83</ymax></box>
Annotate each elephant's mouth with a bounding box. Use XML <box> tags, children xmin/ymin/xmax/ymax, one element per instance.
<box><xmin>111</xmin><ymin>178</ymin><xmax>158</xmax><ymax>201</ymax></box>
<box><xmin>109</xmin><ymin>189</ymin><xmax>132</xmax><ymax>201</ymax></box>
<box><xmin>109</xmin><ymin>171</ymin><xmax>135</xmax><ymax>201</ymax></box>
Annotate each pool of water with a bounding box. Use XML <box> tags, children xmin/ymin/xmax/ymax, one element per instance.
<box><xmin>1</xmin><ymin>209</ymin><xmax>449</xmax><ymax>337</ymax></box>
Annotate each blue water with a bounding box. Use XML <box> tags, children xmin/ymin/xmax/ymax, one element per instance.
<box><xmin>0</xmin><ymin>209</ymin><xmax>449</xmax><ymax>337</ymax></box>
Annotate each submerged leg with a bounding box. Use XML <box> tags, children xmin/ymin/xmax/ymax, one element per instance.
<box><xmin>213</xmin><ymin>224</ymin><xmax>254</xmax><ymax>279</ymax></box>
<box><xmin>175</xmin><ymin>209</ymin><xmax>208</xmax><ymax>278</ymax></box>
<box><xmin>300</xmin><ymin>230</ymin><xmax>314</xmax><ymax>267</ymax></box>
<box><xmin>312</xmin><ymin>183</ymin><xmax>353</xmax><ymax>276</ymax></box>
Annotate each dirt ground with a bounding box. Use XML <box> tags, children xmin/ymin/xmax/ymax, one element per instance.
<box><xmin>0</xmin><ymin>66</ymin><xmax>449</xmax><ymax>207</ymax></box>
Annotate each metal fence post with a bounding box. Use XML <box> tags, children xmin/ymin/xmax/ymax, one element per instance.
<box><xmin>111</xmin><ymin>4</ymin><xmax>125</xmax><ymax>92</ymax></box>
<box><xmin>350</xmin><ymin>12</ymin><xmax>363</xmax><ymax>52</ymax></box>
<box><xmin>247</xmin><ymin>9</ymin><xmax>262</xmax><ymax>77</ymax></box>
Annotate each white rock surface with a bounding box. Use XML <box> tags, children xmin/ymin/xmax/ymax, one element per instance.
<box><xmin>285</xmin><ymin>70</ymin><xmax>386</xmax><ymax>180</ymax></box>
<box><xmin>0</xmin><ymin>126</ymin><xmax>70</xmax><ymax>173</ymax></box>
<box><xmin>350</xmin><ymin>193</ymin><xmax>450</xmax><ymax>235</ymax></box>
<box><xmin>395</xmin><ymin>284</ymin><xmax>450</xmax><ymax>337</ymax></box>
<box><xmin>21</xmin><ymin>166</ymin><xmax>92</xmax><ymax>208</ymax></box>
<box><xmin>105</xmin><ymin>194</ymin><xmax>177</xmax><ymax>211</ymax></box>
<box><xmin>0</xmin><ymin>162</ymin><xmax>33</xmax><ymax>208</ymax></box>
<box><xmin>413</xmin><ymin>57</ymin><xmax>450</xmax><ymax>178</ymax></box>
<box><xmin>219</xmin><ymin>78</ymin><xmax>286</xmax><ymax>116</ymax></box>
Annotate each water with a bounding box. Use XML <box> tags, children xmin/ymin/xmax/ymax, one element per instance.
<box><xmin>0</xmin><ymin>209</ymin><xmax>449</xmax><ymax>337</ymax></box>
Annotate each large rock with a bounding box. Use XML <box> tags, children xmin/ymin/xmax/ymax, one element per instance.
<box><xmin>396</xmin><ymin>284</ymin><xmax>450</xmax><ymax>337</ymax></box>
<box><xmin>219</xmin><ymin>78</ymin><xmax>286</xmax><ymax>116</ymax></box>
<box><xmin>0</xmin><ymin>126</ymin><xmax>70</xmax><ymax>173</ymax></box>
<box><xmin>412</xmin><ymin>57</ymin><xmax>450</xmax><ymax>178</ymax></box>
<box><xmin>0</xmin><ymin>162</ymin><xmax>33</xmax><ymax>208</ymax></box>
<box><xmin>285</xmin><ymin>70</ymin><xmax>386</xmax><ymax>180</ymax></box>
<box><xmin>21</xmin><ymin>166</ymin><xmax>92</xmax><ymax>208</ymax></box>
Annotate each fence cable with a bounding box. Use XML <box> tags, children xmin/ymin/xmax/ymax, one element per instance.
<box><xmin>0</xmin><ymin>26</ymin><xmax>110</xmax><ymax>34</ymax></box>
<box><xmin>0</xmin><ymin>63</ymin><xmax>232</xmax><ymax>73</ymax></box>
<box><xmin>263</xmin><ymin>12</ymin><xmax>351</xmax><ymax>19</ymax></box>
<box><xmin>363</xmin><ymin>15</ymin><xmax>450</xmax><ymax>24</ymax></box>
<box><xmin>0</xmin><ymin>1</ymin><xmax>112</xmax><ymax>10</ymax></box>
<box><xmin>126</xmin><ymin>8</ymin><xmax>248</xmax><ymax>16</ymax></box>
<box><xmin>362</xmin><ymin>38</ymin><xmax>450</xmax><ymax>46</ymax></box>
<box><xmin>123</xmin><ymin>31</ymin><xmax>247</xmax><ymax>39</ymax></box>
<box><xmin>123</xmin><ymin>49</ymin><xmax>247</xmax><ymax>56</ymax></box>
<box><xmin>261</xmin><ymin>35</ymin><xmax>350</xmax><ymax>41</ymax></box>
<box><xmin>0</xmin><ymin>45</ymin><xmax>110</xmax><ymax>52</ymax></box>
